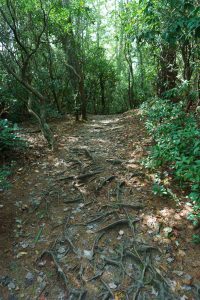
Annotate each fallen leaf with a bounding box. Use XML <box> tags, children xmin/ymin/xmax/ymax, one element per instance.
<box><xmin>16</xmin><ymin>252</ymin><xmax>28</xmax><ymax>259</ymax></box>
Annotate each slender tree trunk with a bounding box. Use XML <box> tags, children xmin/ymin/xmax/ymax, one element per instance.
<box><xmin>181</xmin><ymin>41</ymin><xmax>194</xmax><ymax>110</ymax></box>
<box><xmin>100</xmin><ymin>76</ymin><xmax>106</xmax><ymax>113</ymax></box>
<box><xmin>79</xmin><ymin>73</ymin><xmax>87</xmax><ymax>120</ymax></box>
<box><xmin>158</xmin><ymin>44</ymin><xmax>178</xmax><ymax>101</ymax></box>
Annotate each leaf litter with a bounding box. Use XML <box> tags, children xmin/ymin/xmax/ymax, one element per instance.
<box><xmin>0</xmin><ymin>112</ymin><xmax>200</xmax><ymax>299</ymax></box>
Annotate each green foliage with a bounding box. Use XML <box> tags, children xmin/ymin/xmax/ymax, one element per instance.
<box><xmin>0</xmin><ymin>119</ymin><xmax>25</xmax><ymax>189</ymax></box>
<box><xmin>0</xmin><ymin>166</ymin><xmax>11</xmax><ymax>190</ymax></box>
<box><xmin>0</xmin><ymin>119</ymin><xmax>25</xmax><ymax>152</ymax></box>
<box><xmin>192</xmin><ymin>234</ymin><xmax>200</xmax><ymax>244</ymax></box>
<box><xmin>142</xmin><ymin>98</ymin><xmax>200</xmax><ymax>212</ymax></box>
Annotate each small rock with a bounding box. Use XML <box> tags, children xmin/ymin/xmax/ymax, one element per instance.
<box><xmin>175</xmin><ymin>240</ymin><xmax>180</xmax><ymax>247</ymax></box>
<box><xmin>38</xmin><ymin>260</ymin><xmax>46</xmax><ymax>267</ymax></box>
<box><xmin>167</xmin><ymin>257</ymin><xmax>174</xmax><ymax>263</ymax></box>
<box><xmin>155</xmin><ymin>255</ymin><xmax>161</xmax><ymax>261</ymax></box>
<box><xmin>0</xmin><ymin>276</ymin><xmax>12</xmax><ymax>286</ymax></box>
<box><xmin>87</xmin><ymin>224</ymin><xmax>94</xmax><ymax>230</ymax></box>
<box><xmin>20</xmin><ymin>241</ymin><xmax>29</xmax><ymax>249</ymax></box>
<box><xmin>173</xmin><ymin>270</ymin><xmax>184</xmax><ymax>277</ymax></box>
<box><xmin>163</xmin><ymin>227</ymin><xmax>173</xmax><ymax>237</ymax></box>
<box><xmin>58</xmin><ymin>291</ymin><xmax>67</xmax><ymax>300</ymax></box>
<box><xmin>25</xmin><ymin>272</ymin><xmax>34</xmax><ymax>286</ymax></box>
<box><xmin>86</xmin><ymin>230</ymin><xmax>93</xmax><ymax>234</ymax></box>
<box><xmin>108</xmin><ymin>282</ymin><xmax>117</xmax><ymax>289</ymax></box>
<box><xmin>178</xmin><ymin>250</ymin><xmax>186</xmax><ymax>257</ymax></box>
<box><xmin>57</xmin><ymin>254</ymin><xmax>64</xmax><ymax>260</ymax></box>
<box><xmin>7</xmin><ymin>282</ymin><xmax>16</xmax><ymax>290</ymax></box>
<box><xmin>183</xmin><ymin>274</ymin><xmax>193</xmax><ymax>285</ymax></box>
<box><xmin>151</xmin><ymin>287</ymin><xmax>158</xmax><ymax>296</ymax></box>
<box><xmin>0</xmin><ymin>205</ymin><xmax>4</xmax><ymax>208</ymax></box>
<box><xmin>58</xmin><ymin>246</ymin><xmax>66</xmax><ymax>254</ymax></box>
<box><xmin>181</xmin><ymin>285</ymin><xmax>192</xmax><ymax>291</ymax></box>
<box><xmin>83</xmin><ymin>250</ymin><xmax>93</xmax><ymax>260</ymax></box>
<box><xmin>180</xmin><ymin>296</ymin><xmax>188</xmax><ymax>300</ymax></box>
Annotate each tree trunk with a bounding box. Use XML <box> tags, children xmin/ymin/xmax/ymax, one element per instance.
<box><xmin>0</xmin><ymin>55</ymin><xmax>54</xmax><ymax>148</ymax></box>
<box><xmin>79</xmin><ymin>73</ymin><xmax>87</xmax><ymax>120</ymax></box>
<box><xmin>158</xmin><ymin>44</ymin><xmax>178</xmax><ymax>101</ymax></box>
<box><xmin>28</xmin><ymin>97</ymin><xmax>54</xmax><ymax>149</ymax></box>
<box><xmin>100</xmin><ymin>76</ymin><xmax>106</xmax><ymax>113</ymax></box>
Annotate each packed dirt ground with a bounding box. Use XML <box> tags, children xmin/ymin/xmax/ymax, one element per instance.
<box><xmin>0</xmin><ymin>110</ymin><xmax>200</xmax><ymax>300</ymax></box>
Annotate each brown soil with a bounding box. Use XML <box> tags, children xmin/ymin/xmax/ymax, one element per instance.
<box><xmin>0</xmin><ymin>111</ymin><xmax>200</xmax><ymax>300</ymax></box>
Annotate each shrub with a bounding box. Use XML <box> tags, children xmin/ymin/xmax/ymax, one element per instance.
<box><xmin>141</xmin><ymin>98</ymin><xmax>200</xmax><ymax>222</ymax></box>
<box><xmin>0</xmin><ymin>119</ymin><xmax>25</xmax><ymax>190</ymax></box>
<box><xmin>0</xmin><ymin>119</ymin><xmax>25</xmax><ymax>152</ymax></box>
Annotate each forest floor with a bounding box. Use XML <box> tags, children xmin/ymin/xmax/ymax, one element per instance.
<box><xmin>0</xmin><ymin>110</ymin><xmax>200</xmax><ymax>300</ymax></box>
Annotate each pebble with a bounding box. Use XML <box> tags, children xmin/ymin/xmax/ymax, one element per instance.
<box><xmin>181</xmin><ymin>285</ymin><xmax>192</xmax><ymax>291</ymax></box>
<box><xmin>20</xmin><ymin>241</ymin><xmax>29</xmax><ymax>249</ymax></box>
<box><xmin>108</xmin><ymin>282</ymin><xmax>117</xmax><ymax>289</ymax></box>
<box><xmin>83</xmin><ymin>250</ymin><xmax>93</xmax><ymax>260</ymax></box>
<box><xmin>183</xmin><ymin>274</ymin><xmax>193</xmax><ymax>285</ymax></box>
<box><xmin>25</xmin><ymin>272</ymin><xmax>34</xmax><ymax>286</ymax></box>
<box><xmin>155</xmin><ymin>255</ymin><xmax>161</xmax><ymax>261</ymax></box>
<box><xmin>38</xmin><ymin>260</ymin><xmax>46</xmax><ymax>267</ymax></box>
<box><xmin>86</xmin><ymin>230</ymin><xmax>94</xmax><ymax>234</ymax></box>
<box><xmin>173</xmin><ymin>270</ymin><xmax>184</xmax><ymax>277</ymax></box>
<box><xmin>167</xmin><ymin>257</ymin><xmax>175</xmax><ymax>263</ymax></box>
<box><xmin>7</xmin><ymin>282</ymin><xmax>16</xmax><ymax>290</ymax></box>
<box><xmin>58</xmin><ymin>246</ymin><xmax>66</xmax><ymax>254</ymax></box>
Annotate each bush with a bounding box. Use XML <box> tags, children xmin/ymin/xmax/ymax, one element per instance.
<box><xmin>141</xmin><ymin>98</ymin><xmax>200</xmax><ymax>222</ymax></box>
<box><xmin>0</xmin><ymin>167</ymin><xmax>11</xmax><ymax>190</ymax></box>
<box><xmin>0</xmin><ymin>119</ymin><xmax>25</xmax><ymax>152</ymax></box>
<box><xmin>0</xmin><ymin>119</ymin><xmax>25</xmax><ymax>190</ymax></box>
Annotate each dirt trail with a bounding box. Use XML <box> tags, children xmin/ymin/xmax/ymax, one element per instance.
<box><xmin>0</xmin><ymin>111</ymin><xmax>200</xmax><ymax>300</ymax></box>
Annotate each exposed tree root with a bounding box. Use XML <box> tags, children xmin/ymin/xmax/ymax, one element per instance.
<box><xmin>86</xmin><ymin>210</ymin><xmax>116</xmax><ymax>224</ymax></box>
<box><xmin>102</xmin><ymin>203</ymin><xmax>144</xmax><ymax>210</ymax></box>
<box><xmin>84</xmin><ymin>149</ymin><xmax>95</xmax><ymax>161</ymax></box>
<box><xmin>40</xmin><ymin>250</ymin><xmax>69</xmax><ymax>291</ymax></box>
<box><xmin>58</xmin><ymin>170</ymin><xmax>102</xmax><ymax>181</ymax></box>
<box><xmin>100</xmin><ymin>279</ymin><xmax>115</xmax><ymax>299</ymax></box>
<box><xmin>96</xmin><ymin>175</ymin><xmax>116</xmax><ymax>192</ymax></box>
<box><xmin>96</xmin><ymin>218</ymin><xmax>140</xmax><ymax>233</ymax></box>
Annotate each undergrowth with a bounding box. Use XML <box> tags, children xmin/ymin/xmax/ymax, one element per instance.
<box><xmin>141</xmin><ymin>98</ymin><xmax>200</xmax><ymax>239</ymax></box>
<box><xmin>0</xmin><ymin>119</ymin><xmax>25</xmax><ymax>190</ymax></box>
